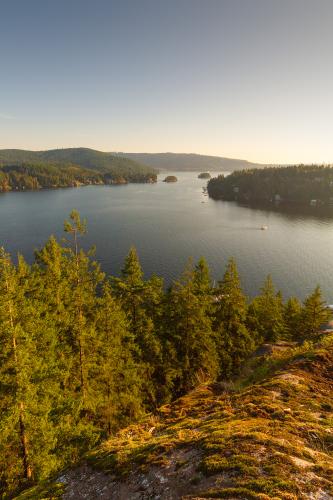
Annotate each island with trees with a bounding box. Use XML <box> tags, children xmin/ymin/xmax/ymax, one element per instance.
<box><xmin>0</xmin><ymin>148</ymin><xmax>157</xmax><ymax>192</ymax></box>
<box><xmin>1</xmin><ymin>210</ymin><xmax>332</xmax><ymax>499</ymax></box>
<box><xmin>163</xmin><ymin>175</ymin><xmax>178</xmax><ymax>182</ymax></box>
<box><xmin>198</xmin><ymin>172</ymin><xmax>211</xmax><ymax>179</ymax></box>
<box><xmin>207</xmin><ymin>165</ymin><xmax>333</xmax><ymax>209</ymax></box>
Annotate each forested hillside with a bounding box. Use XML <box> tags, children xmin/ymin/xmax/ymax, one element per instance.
<box><xmin>112</xmin><ymin>152</ymin><xmax>264</xmax><ymax>172</ymax></box>
<box><xmin>1</xmin><ymin>211</ymin><xmax>331</xmax><ymax>498</ymax></box>
<box><xmin>208</xmin><ymin>165</ymin><xmax>333</xmax><ymax>208</ymax></box>
<box><xmin>0</xmin><ymin>149</ymin><xmax>157</xmax><ymax>191</ymax></box>
<box><xmin>22</xmin><ymin>337</ymin><xmax>333</xmax><ymax>499</ymax></box>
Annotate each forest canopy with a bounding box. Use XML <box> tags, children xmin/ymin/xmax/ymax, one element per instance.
<box><xmin>207</xmin><ymin>165</ymin><xmax>333</xmax><ymax>207</ymax></box>
<box><xmin>0</xmin><ymin>148</ymin><xmax>157</xmax><ymax>191</ymax></box>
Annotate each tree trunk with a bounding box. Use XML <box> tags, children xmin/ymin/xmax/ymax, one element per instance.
<box><xmin>19</xmin><ymin>402</ymin><xmax>33</xmax><ymax>480</ymax></box>
<box><xmin>6</xmin><ymin>276</ymin><xmax>33</xmax><ymax>480</ymax></box>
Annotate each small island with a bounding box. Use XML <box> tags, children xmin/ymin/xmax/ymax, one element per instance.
<box><xmin>198</xmin><ymin>172</ymin><xmax>211</xmax><ymax>179</ymax></box>
<box><xmin>163</xmin><ymin>175</ymin><xmax>178</xmax><ymax>183</ymax></box>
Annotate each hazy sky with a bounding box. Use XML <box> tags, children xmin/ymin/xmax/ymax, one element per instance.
<box><xmin>1</xmin><ymin>0</ymin><xmax>333</xmax><ymax>163</ymax></box>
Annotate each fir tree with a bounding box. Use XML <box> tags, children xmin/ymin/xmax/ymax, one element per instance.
<box><xmin>63</xmin><ymin>210</ymin><xmax>104</xmax><ymax>411</ymax></box>
<box><xmin>214</xmin><ymin>258</ymin><xmax>254</xmax><ymax>377</ymax></box>
<box><xmin>0</xmin><ymin>250</ymin><xmax>59</xmax><ymax>492</ymax></box>
<box><xmin>193</xmin><ymin>257</ymin><xmax>212</xmax><ymax>297</ymax></box>
<box><xmin>193</xmin><ymin>257</ymin><xmax>214</xmax><ymax>315</ymax></box>
<box><xmin>34</xmin><ymin>236</ymin><xmax>72</xmax><ymax>390</ymax></box>
<box><xmin>166</xmin><ymin>260</ymin><xmax>218</xmax><ymax>394</ymax></box>
<box><xmin>299</xmin><ymin>286</ymin><xmax>330</xmax><ymax>339</ymax></box>
<box><xmin>284</xmin><ymin>296</ymin><xmax>302</xmax><ymax>340</ymax></box>
<box><xmin>113</xmin><ymin>247</ymin><xmax>162</xmax><ymax>406</ymax></box>
<box><xmin>34</xmin><ymin>233</ymin><xmax>100</xmax><ymax>469</ymax></box>
<box><xmin>248</xmin><ymin>275</ymin><xmax>286</xmax><ymax>343</ymax></box>
<box><xmin>95</xmin><ymin>283</ymin><xmax>143</xmax><ymax>434</ymax></box>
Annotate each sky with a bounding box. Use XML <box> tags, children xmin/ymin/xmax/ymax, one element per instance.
<box><xmin>1</xmin><ymin>0</ymin><xmax>333</xmax><ymax>164</ymax></box>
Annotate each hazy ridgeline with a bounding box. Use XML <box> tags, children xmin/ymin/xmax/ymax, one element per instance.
<box><xmin>0</xmin><ymin>211</ymin><xmax>330</xmax><ymax>497</ymax></box>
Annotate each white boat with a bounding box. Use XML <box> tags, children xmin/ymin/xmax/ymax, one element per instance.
<box><xmin>260</xmin><ymin>225</ymin><xmax>268</xmax><ymax>230</ymax></box>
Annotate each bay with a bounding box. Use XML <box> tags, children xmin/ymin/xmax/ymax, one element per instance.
<box><xmin>0</xmin><ymin>171</ymin><xmax>332</xmax><ymax>300</ymax></box>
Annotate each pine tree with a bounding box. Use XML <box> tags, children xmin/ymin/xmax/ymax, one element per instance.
<box><xmin>34</xmin><ymin>233</ymin><xmax>101</xmax><ymax>468</ymax></box>
<box><xmin>284</xmin><ymin>296</ymin><xmax>302</xmax><ymax>340</ymax></box>
<box><xmin>299</xmin><ymin>286</ymin><xmax>330</xmax><ymax>339</ymax></box>
<box><xmin>63</xmin><ymin>210</ymin><xmax>104</xmax><ymax>411</ymax></box>
<box><xmin>214</xmin><ymin>258</ymin><xmax>254</xmax><ymax>377</ymax></box>
<box><xmin>112</xmin><ymin>247</ymin><xmax>162</xmax><ymax>406</ymax></box>
<box><xmin>95</xmin><ymin>283</ymin><xmax>143</xmax><ymax>434</ymax></box>
<box><xmin>165</xmin><ymin>260</ymin><xmax>218</xmax><ymax>394</ymax></box>
<box><xmin>34</xmin><ymin>236</ymin><xmax>72</xmax><ymax>389</ymax></box>
<box><xmin>248</xmin><ymin>275</ymin><xmax>286</xmax><ymax>343</ymax></box>
<box><xmin>193</xmin><ymin>257</ymin><xmax>213</xmax><ymax>313</ymax></box>
<box><xmin>0</xmin><ymin>250</ymin><xmax>59</xmax><ymax>493</ymax></box>
<box><xmin>193</xmin><ymin>257</ymin><xmax>212</xmax><ymax>297</ymax></box>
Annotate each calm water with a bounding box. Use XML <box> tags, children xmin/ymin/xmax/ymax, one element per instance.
<box><xmin>1</xmin><ymin>171</ymin><xmax>333</xmax><ymax>300</ymax></box>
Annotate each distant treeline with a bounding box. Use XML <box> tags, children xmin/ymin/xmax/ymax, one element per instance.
<box><xmin>0</xmin><ymin>162</ymin><xmax>157</xmax><ymax>191</ymax></box>
<box><xmin>0</xmin><ymin>148</ymin><xmax>157</xmax><ymax>191</ymax></box>
<box><xmin>207</xmin><ymin>165</ymin><xmax>333</xmax><ymax>207</ymax></box>
<box><xmin>1</xmin><ymin>211</ymin><xmax>330</xmax><ymax>497</ymax></box>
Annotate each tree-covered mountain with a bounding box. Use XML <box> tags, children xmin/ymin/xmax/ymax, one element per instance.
<box><xmin>0</xmin><ymin>148</ymin><xmax>154</xmax><ymax>173</ymax></box>
<box><xmin>111</xmin><ymin>152</ymin><xmax>264</xmax><ymax>172</ymax></box>
<box><xmin>208</xmin><ymin>165</ymin><xmax>333</xmax><ymax>208</ymax></box>
<box><xmin>0</xmin><ymin>148</ymin><xmax>157</xmax><ymax>191</ymax></box>
<box><xmin>1</xmin><ymin>211</ymin><xmax>332</xmax><ymax>498</ymax></box>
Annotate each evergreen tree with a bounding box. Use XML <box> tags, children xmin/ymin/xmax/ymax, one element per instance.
<box><xmin>193</xmin><ymin>257</ymin><xmax>212</xmax><ymax>297</ymax></box>
<box><xmin>95</xmin><ymin>283</ymin><xmax>143</xmax><ymax>434</ymax></box>
<box><xmin>0</xmin><ymin>250</ymin><xmax>59</xmax><ymax>493</ymax></box>
<box><xmin>34</xmin><ymin>236</ymin><xmax>72</xmax><ymax>389</ymax></box>
<box><xmin>166</xmin><ymin>261</ymin><xmax>218</xmax><ymax>394</ymax></box>
<box><xmin>63</xmin><ymin>210</ymin><xmax>104</xmax><ymax>411</ymax></box>
<box><xmin>34</xmin><ymin>233</ymin><xmax>101</xmax><ymax>469</ymax></box>
<box><xmin>299</xmin><ymin>286</ymin><xmax>330</xmax><ymax>339</ymax></box>
<box><xmin>284</xmin><ymin>296</ymin><xmax>302</xmax><ymax>340</ymax></box>
<box><xmin>248</xmin><ymin>275</ymin><xmax>286</xmax><ymax>343</ymax></box>
<box><xmin>193</xmin><ymin>257</ymin><xmax>214</xmax><ymax>314</ymax></box>
<box><xmin>113</xmin><ymin>247</ymin><xmax>162</xmax><ymax>407</ymax></box>
<box><xmin>214</xmin><ymin>258</ymin><xmax>254</xmax><ymax>377</ymax></box>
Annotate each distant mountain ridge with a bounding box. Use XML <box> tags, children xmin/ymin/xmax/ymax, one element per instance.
<box><xmin>0</xmin><ymin>147</ymin><xmax>154</xmax><ymax>175</ymax></box>
<box><xmin>111</xmin><ymin>151</ymin><xmax>265</xmax><ymax>171</ymax></box>
<box><xmin>0</xmin><ymin>148</ymin><xmax>266</xmax><ymax>173</ymax></box>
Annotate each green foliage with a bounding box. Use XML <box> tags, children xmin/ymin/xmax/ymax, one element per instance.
<box><xmin>112</xmin><ymin>247</ymin><xmax>163</xmax><ymax>407</ymax></box>
<box><xmin>208</xmin><ymin>164</ymin><xmax>333</xmax><ymax>207</ymax></box>
<box><xmin>284</xmin><ymin>296</ymin><xmax>302</xmax><ymax>340</ymax></box>
<box><xmin>0</xmin><ymin>211</ymin><xmax>331</xmax><ymax>497</ymax></box>
<box><xmin>164</xmin><ymin>260</ymin><xmax>219</xmax><ymax>394</ymax></box>
<box><xmin>248</xmin><ymin>275</ymin><xmax>286</xmax><ymax>343</ymax></box>
<box><xmin>299</xmin><ymin>285</ymin><xmax>331</xmax><ymax>339</ymax></box>
<box><xmin>0</xmin><ymin>250</ymin><xmax>60</xmax><ymax>492</ymax></box>
<box><xmin>95</xmin><ymin>283</ymin><xmax>143</xmax><ymax>434</ymax></box>
<box><xmin>0</xmin><ymin>147</ymin><xmax>157</xmax><ymax>192</ymax></box>
<box><xmin>214</xmin><ymin>259</ymin><xmax>255</xmax><ymax>377</ymax></box>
